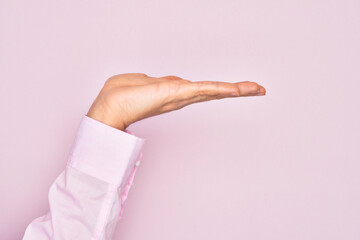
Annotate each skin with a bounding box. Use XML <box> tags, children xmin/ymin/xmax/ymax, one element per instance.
<box><xmin>87</xmin><ymin>73</ymin><xmax>266</xmax><ymax>131</ymax></box>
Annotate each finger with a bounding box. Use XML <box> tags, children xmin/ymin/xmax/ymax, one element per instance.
<box><xmin>167</xmin><ymin>94</ymin><xmax>227</xmax><ymax>111</ymax></box>
<box><xmin>159</xmin><ymin>80</ymin><xmax>266</xmax><ymax>113</ymax></box>
<box><xmin>177</xmin><ymin>87</ymin><xmax>261</xmax><ymax>109</ymax></box>
<box><xmin>158</xmin><ymin>75</ymin><xmax>183</xmax><ymax>80</ymax></box>
<box><xmin>178</xmin><ymin>81</ymin><xmax>265</xmax><ymax>105</ymax></box>
<box><xmin>189</xmin><ymin>80</ymin><xmax>264</xmax><ymax>98</ymax></box>
<box><xmin>232</xmin><ymin>82</ymin><xmax>266</xmax><ymax>97</ymax></box>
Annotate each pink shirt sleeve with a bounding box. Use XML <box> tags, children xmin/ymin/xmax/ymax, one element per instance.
<box><xmin>23</xmin><ymin>115</ymin><xmax>146</xmax><ymax>240</ymax></box>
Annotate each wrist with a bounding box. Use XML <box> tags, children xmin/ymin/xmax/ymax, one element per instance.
<box><xmin>86</xmin><ymin>111</ymin><xmax>127</xmax><ymax>131</ymax></box>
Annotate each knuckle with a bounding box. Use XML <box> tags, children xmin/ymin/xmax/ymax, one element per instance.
<box><xmin>180</xmin><ymin>79</ymin><xmax>192</xmax><ymax>83</ymax></box>
<box><xmin>195</xmin><ymin>82</ymin><xmax>206</xmax><ymax>96</ymax></box>
<box><xmin>136</xmin><ymin>73</ymin><xmax>148</xmax><ymax>77</ymax></box>
<box><xmin>105</xmin><ymin>75</ymin><xmax>119</xmax><ymax>85</ymax></box>
<box><xmin>105</xmin><ymin>73</ymin><xmax>149</xmax><ymax>86</ymax></box>
<box><xmin>168</xmin><ymin>80</ymin><xmax>184</xmax><ymax>92</ymax></box>
<box><xmin>117</xmin><ymin>73</ymin><xmax>148</xmax><ymax>78</ymax></box>
<box><xmin>231</xmin><ymin>88</ymin><xmax>241</xmax><ymax>96</ymax></box>
<box><xmin>160</xmin><ymin>75</ymin><xmax>183</xmax><ymax>80</ymax></box>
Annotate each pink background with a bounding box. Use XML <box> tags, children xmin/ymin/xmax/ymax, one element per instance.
<box><xmin>1</xmin><ymin>0</ymin><xmax>360</xmax><ymax>239</ymax></box>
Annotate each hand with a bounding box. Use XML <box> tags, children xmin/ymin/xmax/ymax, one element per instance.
<box><xmin>86</xmin><ymin>73</ymin><xmax>266</xmax><ymax>131</ymax></box>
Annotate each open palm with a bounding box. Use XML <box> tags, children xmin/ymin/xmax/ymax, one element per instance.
<box><xmin>87</xmin><ymin>73</ymin><xmax>266</xmax><ymax>130</ymax></box>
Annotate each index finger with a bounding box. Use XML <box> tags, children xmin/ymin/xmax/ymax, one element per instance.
<box><xmin>190</xmin><ymin>80</ymin><xmax>266</xmax><ymax>97</ymax></box>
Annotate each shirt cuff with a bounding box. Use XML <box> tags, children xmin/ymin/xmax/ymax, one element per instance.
<box><xmin>67</xmin><ymin>115</ymin><xmax>146</xmax><ymax>186</ymax></box>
